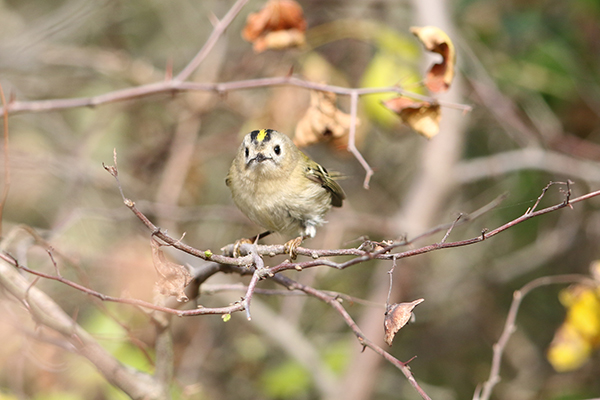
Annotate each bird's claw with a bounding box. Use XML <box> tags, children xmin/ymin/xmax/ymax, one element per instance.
<box><xmin>233</xmin><ymin>238</ymin><xmax>254</xmax><ymax>257</ymax></box>
<box><xmin>284</xmin><ymin>236</ymin><xmax>303</xmax><ymax>260</ymax></box>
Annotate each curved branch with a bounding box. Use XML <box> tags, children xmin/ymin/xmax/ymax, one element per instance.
<box><xmin>273</xmin><ymin>274</ymin><xmax>432</xmax><ymax>400</ymax></box>
<box><xmin>475</xmin><ymin>274</ymin><xmax>596</xmax><ymax>400</ymax></box>
<box><xmin>0</xmin><ymin>257</ymin><xmax>164</xmax><ymax>400</ymax></box>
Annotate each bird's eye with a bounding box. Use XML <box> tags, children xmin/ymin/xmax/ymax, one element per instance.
<box><xmin>245</xmin><ymin>147</ymin><xmax>249</xmax><ymax>158</ymax></box>
<box><xmin>274</xmin><ymin>145</ymin><xmax>281</xmax><ymax>155</ymax></box>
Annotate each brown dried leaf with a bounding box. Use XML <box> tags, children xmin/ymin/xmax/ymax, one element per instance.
<box><xmin>151</xmin><ymin>239</ymin><xmax>192</xmax><ymax>302</ymax></box>
<box><xmin>410</xmin><ymin>26</ymin><xmax>456</xmax><ymax>92</ymax></box>
<box><xmin>383</xmin><ymin>97</ymin><xmax>441</xmax><ymax>138</ymax></box>
<box><xmin>252</xmin><ymin>29</ymin><xmax>306</xmax><ymax>52</ymax></box>
<box><xmin>242</xmin><ymin>0</ymin><xmax>307</xmax><ymax>53</ymax></box>
<box><xmin>294</xmin><ymin>90</ymin><xmax>357</xmax><ymax>148</ymax></box>
<box><xmin>384</xmin><ymin>298</ymin><xmax>424</xmax><ymax>346</ymax></box>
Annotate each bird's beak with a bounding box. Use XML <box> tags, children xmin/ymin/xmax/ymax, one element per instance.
<box><xmin>254</xmin><ymin>153</ymin><xmax>268</xmax><ymax>163</ymax></box>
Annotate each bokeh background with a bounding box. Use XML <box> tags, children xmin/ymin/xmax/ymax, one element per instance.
<box><xmin>1</xmin><ymin>0</ymin><xmax>600</xmax><ymax>399</ymax></box>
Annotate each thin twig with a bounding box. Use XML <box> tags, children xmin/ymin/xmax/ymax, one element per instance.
<box><xmin>0</xmin><ymin>252</ymin><xmax>245</xmax><ymax>317</ymax></box>
<box><xmin>273</xmin><ymin>274</ymin><xmax>432</xmax><ymax>400</ymax></box>
<box><xmin>475</xmin><ymin>274</ymin><xmax>595</xmax><ymax>400</ymax></box>
<box><xmin>386</xmin><ymin>257</ymin><xmax>397</xmax><ymax>309</ymax></box>
<box><xmin>103</xmin><ymin>151</ymin><xmax>253</xmax><ymax>267</ymax></box>
<box><xmin>0</xmin><ymin>82</ymin><xmax>11</xmax><ymax>237</ymax></box>
<box><xmin>46</xmin><ymin>249</ymin><xmax>61</xmax><ymax>278</ymax></box>
<box><xmin>440</xmin><ymin>213</ymin><xmax>462</xmax><ymax>243</ymax></box>
<box><xmin>200</xmin><ymin>283</ymin><xmax>384</xmax><ymax>307</ymax></box>
<box><xmin>347</xmin><ymin>90</ymin><xmax>373</xmax><ymax>188</ymax></box>
<box><xmin>408</xmin><ymin>192</ymin><xmax>509</xmax><ymax>244</ymax></box>
<box><xmin>526</xmin><ymin>181</ymin><xmax>567</xmax><ymax>214</ymax></box>
<box><xmin>241</xmin><ymin>243</ymin><xmax>265</xmax><ymax>320</ymax></box>
<box><xmin>175</xmin><ymin>0</ymin><xmax>249</xmax><ymax>82</ymax></box>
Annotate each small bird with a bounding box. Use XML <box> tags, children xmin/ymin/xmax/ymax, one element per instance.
<box><xmin>226</xmin><ymin>129</ymin><xmax>345</xmax><ymax>255</ymax></box>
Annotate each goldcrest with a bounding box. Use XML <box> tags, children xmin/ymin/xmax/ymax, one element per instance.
<box><xmin>226</xmin><ymin>129</ymin><xmax>345</xmax><ymax>239</ymax></box>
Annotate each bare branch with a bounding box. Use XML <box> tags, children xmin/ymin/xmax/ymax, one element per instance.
<box><xmin>175</xmin><ymin>0</ymin><xmax>250</xmax><ymax>82</ymax></box>
<box><xmin>0</xmin><ymin>257</ymin><xmax>164</xmax><ymax>399</ymax></box>
<box><xmin>273</xmin><ymin>274</ymin><xmax>432</xmax><ymax>400</ymax></box>
<box><xmin>475</xmin><ymin>274</ymin><xmax>596</xmax><ymax>400</ymax></box>
<box><xmin>347</xmin><ymin>91</ymin><xmax>373</xmax><ymax>188</ymax></box>
<box><xmin>3</xmin><ymin>75</ymin><xmax>470</xmax><ymax>186</ymax></box>
<box><xmin>455</xmin><ymin>147</ymin><xmax>600</xmax><ymax>185</ymax></box>
<box><xmin>0</xmin><ymin>82</ymin><xmax>11</xmax><ymax>237</ymax></box>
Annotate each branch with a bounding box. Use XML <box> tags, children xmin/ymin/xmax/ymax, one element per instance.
<box><xmin>272</xmin><ymin>273</ymin><xmax>432</xmax><ymax>400</ymax></box>
<box><xmin>174</xmin><ymin>0</ymin><xmax>250</xmax><ymax>82</ymax></box>
<box><xmin>0</xmin><ymin>77</ymin><xmax>470</xmax><ymax>117</ymax></box>
<box><xmin>106</xmin><ymin>153</ymin><xmax>598</xmax><ymax>276</ymax></box>
<box><xmin>226</xmin><ymin>186</ymin><xmax>600</xmax><ymax>273</ymax></box>
<box><xmin>0</xmin><ymin>82</ymin><xmax>11</xmax><ymax>237</ymax></box>
<box><xmin>0</xmin><ymin>257</ymin><xmax>164</xmax><ymax>400</ymax></box>
<box><xmin>455</xmin><ymin>147</ymin><xmax>600</xmax><ymax>185</ymax></box>
<box><xmin>3</xmin><ymin>76</ymin><xmax>470</xmax><ymax>185</ymax></box>
<box><xmin>475</xmin><ymin>274</ymin><xmax>596</xmax><ymax>400</ymax></box>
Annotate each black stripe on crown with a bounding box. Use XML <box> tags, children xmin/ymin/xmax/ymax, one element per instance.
<box><xmin>250</xmin><ymin>129</ymin><xmax>274</xmax><ymax>144</ymax></box>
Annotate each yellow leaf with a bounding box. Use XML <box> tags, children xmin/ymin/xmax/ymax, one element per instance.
<box><xmin>562</xmin><ymin>286</ymin><xmax>600</xmax><ymax>340</ymax></box>
<box><xmin>548</xmin><ymin>324</ymin><xmax>592</xmax><ymax>372</ymax></box>
<box><xmin>548</xmin><ymin>283</ymin><xmax>600</xmax><ymax>372</ymax></box>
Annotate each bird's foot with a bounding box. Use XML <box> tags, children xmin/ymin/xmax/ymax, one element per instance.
<box><xmin>233</xmin><ymin>237</ymin><xmax>254</xmax><ymax>257</ymax></box>
<box><xmin>284</xmin><ymin>236</ymin><xmax>304</xmax><ymax>260</ymax></box>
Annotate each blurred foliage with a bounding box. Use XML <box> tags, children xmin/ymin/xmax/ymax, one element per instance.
<box><xmin>0</xmin><ymin>0</ymin><xmax>600</xmax><ymax>400</ymax></box>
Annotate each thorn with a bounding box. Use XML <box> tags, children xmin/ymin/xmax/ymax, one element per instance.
<box><xmin>286</xmin><ymin>65</ymin><xmax>294</xmax><ymax>77</ymax></box>
<box><xmin>404</xmin><ymin>355</ymin><xmax>417</xmax><ymax>364</ymax></box>
<box><xmin>165</xmin><ymin>58</ymin><xmax>173</xmax><ymax>81</ymax></box>
<box><xmin>208</xmin><ymin>12</ymin><xmax>219</xmax><ymax>27</ymax></box>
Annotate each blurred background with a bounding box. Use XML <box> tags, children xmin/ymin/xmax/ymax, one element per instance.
<box><xmin>1</xmin><ymin>0</ymin><xmax>600</xmax><ymax>399</ymax></box>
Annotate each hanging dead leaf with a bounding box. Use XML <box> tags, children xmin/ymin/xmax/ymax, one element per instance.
<box><xmin>253</xmin><ymin>29</ymin><xmax>306</xmax><ymax>53</ymax></box>
<box><xmin>242</xmin><ymin>0</ymin><xmax>307</xmax><ymax>53</ymax></box>
<box><xmin>383</xmin><ymin>96</ymin><xmax>441</xmax><ymax>138</ymax></box>
<box><xmin>151</xmin><ymin>238</ymin><xmax>193</xmax><ymax>302</ymax></box>
<box><xmin>295</xmin><ymin>90</ymin><xmax>357</xmax><ymax>148</ymax></box>
<box><xmin>384</xmin><ymin>298</ymin><xmax>424</xmax><ymax>346</ymax></box>
<box><xmin>410</xmin><ymin>26</ymin><xmax>456</xmax><ymax>92</ymax></box>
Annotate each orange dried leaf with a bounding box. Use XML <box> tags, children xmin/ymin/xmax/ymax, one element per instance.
<box><xmin>151</xmin><ymin>239</ymin><xmax>193</xmax><ymax>302</ymax></box>
<box><xmin>294</xmin><ymin>90</ymin><xmax>357</xmax><ymax>148</ymax></box>
<box><xmin>242</xmin><ymin>0</ymin><xmax>307</xmax><ymax>52</ymax></box>
<box><xmin>384</xmin><ymin>298</ymin><xmax>424</xmax><ymax>346</ymax></box>
<box><xmin>410</xmin><ymin>26</ymin><xmax>456</xmax><ymax>92</ymax></box>
<box><xmin>383</xmin><ymin>96</ymin><xmax>441</xmax><ymax>138</ymax></box>
<box><xmin>253</xmin><ymin>29</ymin><xmax>306</xmax><ymax>52</ymax></box>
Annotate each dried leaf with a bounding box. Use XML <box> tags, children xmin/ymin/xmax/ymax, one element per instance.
<box><xmin>410</xmin><ymin>26</ymin><xmax>456</xmax><ymax>92</ymax></box>
<box><xmin>151</xmin><ymin>239</ymin><xmax>193</xmax><ymax>302</ymax></box>
<box><xmin>383</xmin><ymin>97</ymin><xmax>441</xmax><ymax>138</ymax></box>
<box><xmin>242</xmin><ymin>0</ymin><xmax>307</xmax><ymax>53</ymax></box>
<box><xmin>294</xmin><ymin>90</ymin><xmax>357</xmax><ymax>148</ymax></box>
<box><xmin>384</xmin><ymin>298</ymin><xmax>424</xmax><ymax>346</ymax></box>
<box><xmin>252</xmin><ymin>28</ymin><xmax>306</xmax><ymax>53</ymax></box>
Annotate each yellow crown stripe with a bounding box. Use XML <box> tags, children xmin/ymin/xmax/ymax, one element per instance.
<box><xmin>257</xmin><ymin>129</ymin><xmax>268</xmax><ymax>142</ymax></box>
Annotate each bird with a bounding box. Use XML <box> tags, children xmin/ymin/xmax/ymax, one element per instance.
<box><xmin>226</xmin><ymin>128</ymin><xmax>345</xmax><ymax>256</ymax></box>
